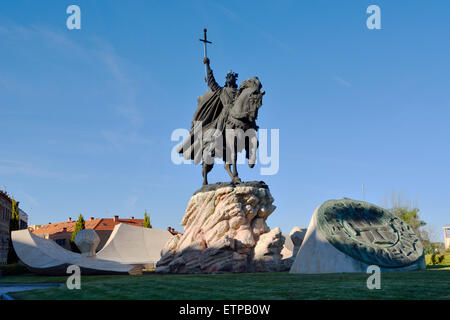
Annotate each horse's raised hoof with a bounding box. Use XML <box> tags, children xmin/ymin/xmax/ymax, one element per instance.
<box><xmin>248</xmin><ymin>163</ymin><xmax>255</xmax><ymax>169</ymax></box>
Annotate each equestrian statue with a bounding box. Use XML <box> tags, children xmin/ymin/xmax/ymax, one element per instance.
<box><xmin>177</xmin><ymin>29</ymin><xmax>265</xmax><ymax>185</ymax></box>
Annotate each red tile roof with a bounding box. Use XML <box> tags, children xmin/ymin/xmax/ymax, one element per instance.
<box><xmin>94</xmin><ymin>218</ymin><xmax>144</xmax><ymax>230</ymax></box>
<box><xmin>32</xmin><ymin>218</ymin><xmax>144</xmax><ymax>236</ymax></box>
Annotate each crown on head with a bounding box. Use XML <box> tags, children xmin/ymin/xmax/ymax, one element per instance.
<box><xmin>226</xmin><ymin>70</ymin><xmax>239</xmax><ymax>81</ymax></box>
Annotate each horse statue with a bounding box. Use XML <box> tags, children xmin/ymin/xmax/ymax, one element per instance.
<box><xmin>177</xmin><ymin>58</ymin><xmax>265</xmax><ymax>185</ymax></box>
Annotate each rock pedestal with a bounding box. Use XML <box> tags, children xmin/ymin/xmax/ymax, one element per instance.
<box><xmin>289</xmin><ymin>227</ymin><xmax>307</xmax><ymax>257</ymax></box>
<box><xmin>279</xmin><ymin>226</ymin><xmax>307</xmax><ymax>270</ymax></box>
<box><xmin>155</xmin><ymin>181</ymin><xmax>280</xmax><ymax>273</ymax></box>
<box><xmin>253</xmin><ymin>227</ymin><xmax>285</xmax><ymax>272</ymax></box>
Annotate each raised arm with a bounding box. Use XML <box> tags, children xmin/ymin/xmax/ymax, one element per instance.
<box><xmin>203</xmin><ymin>57</ymin><xmax>221</xmax><ymax>91</ymax></box>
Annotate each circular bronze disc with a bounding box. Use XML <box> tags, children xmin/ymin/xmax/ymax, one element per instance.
<box><xmin>316</xmin><ymin>199</ymin><xmax>424</xmax><ymax>268</ymax></box>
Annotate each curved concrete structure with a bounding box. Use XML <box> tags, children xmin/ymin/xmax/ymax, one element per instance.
<box><xmin>11</xmin><ymin>229</ymin><xmax>134</xmax><ymax>275</ymax></box>
<box><xmin>11</xmin><ymin>224</ymin><xmax>174</xmax><ymax>275</ymax></box>
<box><xmin>290</xmin><ymin>199</ymin><xmax>426</xmax><ymax>274</ymax></box>
<box><xmin>96</xmin><ymin>223</ymin><xmax>174</xmax><ymax>267</ymax></box>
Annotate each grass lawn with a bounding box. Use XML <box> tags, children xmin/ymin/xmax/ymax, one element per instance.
<box><xmin>1</xmin><ymin>266</ymin><xmax>449</xmax><ymax>300</ymax></box>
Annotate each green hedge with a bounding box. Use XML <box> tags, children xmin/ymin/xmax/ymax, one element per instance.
<box><xmin>0</xmin><ymin>263</ymin><xmax>30</xmax><ymax>276</ymax></box>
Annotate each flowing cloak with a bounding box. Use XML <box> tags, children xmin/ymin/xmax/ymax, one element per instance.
<box><xmin>191</xmin><ymin>89</ymin><xmax>223</xmax><ymax>131</ymax></box>
<box><xmin>177</xmin><ymin>67</ymin><xmax>233</xmax><ymax>163</ymax></box>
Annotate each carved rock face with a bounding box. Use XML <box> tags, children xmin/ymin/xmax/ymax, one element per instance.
<box><xmin>290</xmin><ymin>227</ymin><xmax>307</xmax><ymax>246</ymax></box>
<box><xmin>253</xmin><ymin>227</ymin><xmax>285</xmax><ymax>272</ymax></box>
<box><xmin>156</xmin><ymin>181</ymin><xmax>279</xmax><ymax>274</ymax></box>
<box><xmin>290</xmin><ymin>226</ymin><xmax>307</xmax><ymax>257</ymax></box>
<box><xmin>74</xmin><ymin>229</ymin><xmax>100</xmax><ymax>257</ymax></box>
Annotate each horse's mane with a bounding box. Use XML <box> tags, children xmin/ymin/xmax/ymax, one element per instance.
<box><xmin>234</xmin><ymin>77</ymin><xmax>262</xmax><ymax>102</ymax></box>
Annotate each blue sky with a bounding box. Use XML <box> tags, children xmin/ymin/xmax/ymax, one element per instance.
<box><xmin>0</xmin><ymin>1</ymin><xmax>449</xmax><ymax>241</ymax></box>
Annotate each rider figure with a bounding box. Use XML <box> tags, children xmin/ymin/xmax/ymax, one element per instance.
<box><xmin>203</xmin><ymin>57</ymin><xmax>239</xmax><ymax>132</ymax></box>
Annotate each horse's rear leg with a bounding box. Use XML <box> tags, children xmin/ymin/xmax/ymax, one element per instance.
<box><xmin>224</xmin><ymin>140</ymin><xmax>241</xmax><ymax>184</ymax></box>
<box><xmin>202</xmin><ymin>162</ymin><xmax>214</xmax><ymax>185</ymax></box>
<box><xmin>225</xmin><ymin>163</ymin><xmax>240</xmax><ymax>183</ymax></box>
<box><xmin>224</xmin><ymin>163</ymin><xmax>233</xmax><ymax>180</ymax></box>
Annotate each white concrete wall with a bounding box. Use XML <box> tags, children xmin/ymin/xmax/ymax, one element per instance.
<box><xmin>444</xmin><ymin>228</ymin><xmax>450</xmax><ymax>250</ymax></box>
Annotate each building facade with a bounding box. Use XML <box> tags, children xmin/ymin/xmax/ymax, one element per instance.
<box><xmin>0</xmin><ymin>191</ymin><xmax>12</xmax><ymax>264</ymax></box>
<box><xmin>32</xmin><ymin>215</ymin><xmax>145</xmax><ymax>252</ymax></box>
<box><xmin>19</xmin><ymin>209</ymin><xmax>28</xmax><ymax>230</ymax></box>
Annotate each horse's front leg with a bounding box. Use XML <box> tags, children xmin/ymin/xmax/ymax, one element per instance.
<box><xmin>202</xmin><ymin>161</ymin><xmax>208</xmax><ymax>185</ymax></box>
<box><xmin>247</xmin><ymin>132</ymin><xmax>258</xmax><ymax>169</ymax></box>
<box><xmin>202</xmin><ymin>147</ymin><xmax>215</xmax><ymax>185</ymax></box>
<box><xmin>224</xmin><ymin>141</ymin><xmax>235</xmax><ymax>182</ymax></box>
<box><xmin>224</xmin><ymin>130</ymin><xmax>241</xmax><ymax>184</ymax></box>
<box><xmin>231</xmin><ymin>138</ymin><xmax>241</xmax><ymax>183</ymax></box>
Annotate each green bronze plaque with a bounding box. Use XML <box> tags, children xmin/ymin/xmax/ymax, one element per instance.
<box><xmin>316</xmin><ymin>199</ymin><xmax>424</xmax><ymax>268</ymax></box>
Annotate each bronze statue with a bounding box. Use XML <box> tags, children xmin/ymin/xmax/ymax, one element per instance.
<box><xmin>177</xmin><ymin>30</ymin><xmax>265</xmax><ymax>185</ymax></box>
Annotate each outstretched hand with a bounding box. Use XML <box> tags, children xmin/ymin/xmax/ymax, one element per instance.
<box><xmin>203</xmin><ymin>57</ymin><xmax>210</xmax><ymax>65</ymax></box>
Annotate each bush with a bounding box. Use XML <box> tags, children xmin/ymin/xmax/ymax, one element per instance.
<box><xmin>0</xmin><ymin>263</ymin><xmax>30</xmax><ymax>276</ymax></box>
<box><xmin>430</xmin><ymin>253</ymin><xmax>445</xmax><ymax>265</ymax></box>
<box><xmin>70</xmin><ymin>213</ymin><xmax>85</xmax><ymax>253</ymax></box>
<box><xmin>143</xmin><ymin>210</ymin><xmax>152</xmax><ymax>228</ymax></box>
<box><xmin>427</xmin><ymin>249</ymin><xmax>450</xmax><ymax>266</ymax></box>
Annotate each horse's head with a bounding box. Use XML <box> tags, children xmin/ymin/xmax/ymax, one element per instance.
<box><xmin>232</xmin><ymin>77</ymin><xmax>265</xmax><ymax>123</ymax></box>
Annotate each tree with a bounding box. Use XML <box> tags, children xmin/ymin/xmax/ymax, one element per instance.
<box><xmin>391</xmin><ymin>207</ymin><xmax>426</xmax><ymax>236</ymax></box>
<box><xmin>10</xmin><ymin>197</ymin><xmax>20</xmax><ymax>231</ymax></box>
<box><xmin>8</xmin><ymin>197</ymin><xmax>20</xmax><ymax>263</ymax></box>
<box><xmin>382</xmin><ymin>191</ymin><xmax>430</xmax><ymax>249</ymax></box>
<box><xmin>391</xmin><ymin>206</ymin><xmax>432</xmax><ymax>247</ymax></box>
<box><xmin>70</xmin><ymin>213</ymin><xmax>85</xmax><ymax>252</ymax></box>
<box><xmin>143</xmin><ymin>210</ymin><xmax>152</xmax><ymax>228</ymax></box>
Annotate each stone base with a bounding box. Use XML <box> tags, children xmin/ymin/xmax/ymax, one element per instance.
<box><xmin>155</xmin><ymin>181</ymin><xmax>284</xmax><ymax>273</ymax></box>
